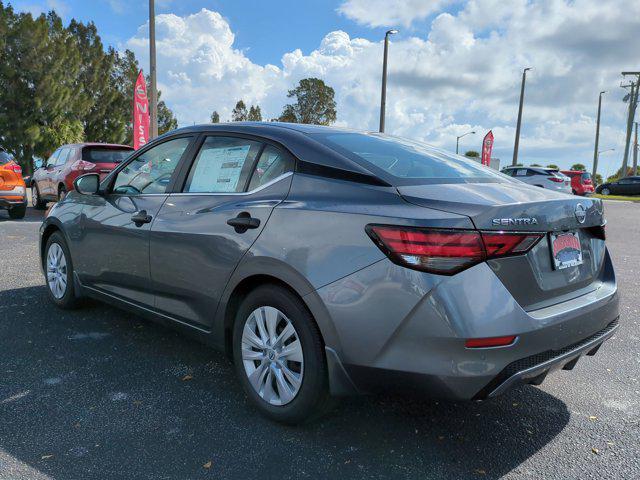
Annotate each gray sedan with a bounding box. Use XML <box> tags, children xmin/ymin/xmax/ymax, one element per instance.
<box><xmin>39</xmin><ymin>123</ymin><xmax>618</xmax><ymax>423</ymax></box>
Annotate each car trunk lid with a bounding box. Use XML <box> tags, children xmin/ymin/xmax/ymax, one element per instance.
<box><xmin>397</xmin><ymin>181</ymin><xmax>607</xmax><ymax>310</ymax></box>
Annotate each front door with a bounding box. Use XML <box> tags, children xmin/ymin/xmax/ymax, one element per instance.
<box><xmin>150</xmin><ymin>137</ymin><xmax>295</xmax><ymax>328</ymax></box>
<box><xmin>74</xmin><ymin>136</ymin><xmax>194</xmax><ymax>307</ymax></box>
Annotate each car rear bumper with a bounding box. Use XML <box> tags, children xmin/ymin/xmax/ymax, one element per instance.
<box><xmin>0</xmin><ymin>196</ymin><xmax>27</xmax><ymax>209</ymax></box>
<box><xmin>316</xmin><ymin>255</ymin><xmax>619</xmax><ymax>399</ymax></box>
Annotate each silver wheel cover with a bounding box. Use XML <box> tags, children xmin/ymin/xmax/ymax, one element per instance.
<box><xmin>241</xmin><ymin>306</ymin><xmax>304</xmax><ymax>406</ymax></box>
<box><xmin>32</xmin><ymin>186</ymin><xmax>38</xmax><ymax>206</ymax></box>
<box><xmin>601</xmin><ymin>188</ymin><xmax>610</xmax><ymax>195</ymax></box>
<box><xmin>46</xmin><ymin>243</ymin><xmax>68</xmax><ymax>299</ymax></box>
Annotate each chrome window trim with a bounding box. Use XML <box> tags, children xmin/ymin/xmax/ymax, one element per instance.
<box><xmin>169</xmin><ymin>171</ymin><xmax>293</xmax><ymax>197</ymax></box>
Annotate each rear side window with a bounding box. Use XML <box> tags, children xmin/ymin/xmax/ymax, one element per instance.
<box><xmin>184</xmin><ymin>136</ymin><xmax>262</xmax><ymax>193</ymax></box>
<box><xmin>83</xmin><ymin>147</ymin><xmax>133</xmax><ymax>164</ymax></box>
<box><xmin>312</xmin><ymin>132</ymin><xmax>504</xmax><ymax>184</ymax></box>
<box><xmin>56</xmin><ymin>148</ymin><xmax>72</xmax><ymax>166</ymax></box>
<box><xmin>248</xmin><ymin>145</ymin><xmax>294</xmax><ymax>191</ymax></box>
<box><xmin>0</xmin><ymin>151</ymin><xmax>14</xmax><ymax>165</ymax></box>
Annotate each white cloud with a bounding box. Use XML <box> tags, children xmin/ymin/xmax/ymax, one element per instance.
<box><xmin>337</xmin><ymin>0</ymin><xmax>454</xmax><ymax>28</ymax></box>
<box><xmin>125</xmin><ymin>1</ymin><xmax>640</xmax><ymax>170</ymax></box>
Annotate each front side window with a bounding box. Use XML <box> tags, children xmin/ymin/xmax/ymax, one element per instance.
<box><xmin>112</xmin><ymin>137</ymin><xmax>191</xmax><ymax>195</ymax></box>
<box><xmin>248</xmin><ymin>145</ymin><xmax>295</xmax><ymax>190</ymax></box>
<box><xmin>183</xmin><ymin>136</ymin><xmax>261</xmax><ymax>193</ymax></box>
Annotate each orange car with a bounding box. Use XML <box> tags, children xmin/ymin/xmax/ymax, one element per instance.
<box><xmin>0</xmin><ymin>150</ymin><xmax>27</xmax><ymax>219</ymax></box>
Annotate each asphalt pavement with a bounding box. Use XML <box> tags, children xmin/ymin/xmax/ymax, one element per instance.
<box><xmin>0</xmin><ymin>201</ymin><xmax>638</xmax><ymax>480</ymax></box>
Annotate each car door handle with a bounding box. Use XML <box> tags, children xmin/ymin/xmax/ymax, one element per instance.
<box><xmin>227</xmin><ymin>213</ymin><xmax>260</xmax><ymax>233</ymax></box>
<box><xmin>131</xmin><ymin>210</ymin><xmax>153</xmax><ymax>226</ymax></box>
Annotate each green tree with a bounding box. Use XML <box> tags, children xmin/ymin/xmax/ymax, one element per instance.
<box><xmin>157</xmin><ymin>91</ymin><xmax>178</xmax><ymax>135</ymax></box>
<box><xmin>530</xmin><ymin>163</ymin><xmax>542</xmax><ymax>167</ymax></box>
<box><xmin>570</xmin><ymin>163</ymin><xmax>586</xmax><ymax>171</ymax></box>
<box><xmin>232</xmin><ymin>100</ymin><xmax>248</xmax><ymax>121</ymax></box>
<box><xmin>464</xmin><ymin>150</ymin><xmax>479</xmax><ymax>158</ymax></box>
<box><xmin>248</xmin><ymin>105</ymin><xmax>262</xmax><ymax>121</ymax></box>
<box><xmin>547</xmin><ymin>164</ymin><xmax>559</xmax><ymax>169</ymax></box>
<box><xmin>278</xmin><ymin>78</ymin><xmax>336</xmax><ymax>125</ymax></box>
<box><xmin>210</xmin><ymin>111</ymin><xmax>220</xmax><ymax>123</ymax></box>
<box><xmin>594</xmin><ymin>173</ymin><xmax>603</xmax><ymax>185</ymax></box>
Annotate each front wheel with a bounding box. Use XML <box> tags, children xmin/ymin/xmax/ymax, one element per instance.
<box><xmin>600</xmin><ymin>188</ymin><xmax>610</xmax><ymax>196</ymax></box>
<box><xmin>32</xmin><ymin>184</ymin><xmax>47</xmax><ymax>209</ymax></box>
<box><xmin>232</xmin><ymin>285</ymin><xmax>333</xmax><ymax>424</ymax></box>
<box><xmin>58</xmin><ymin>185</ymin><xmax>67</xmax><ymax>202</ymax></box>
<box><xmin>44</xmin><ymin>232</ymin><xmax>81</xmax><ymax>309</ymax></box>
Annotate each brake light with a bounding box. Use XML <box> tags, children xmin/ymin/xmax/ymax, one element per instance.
<box><xmin>465</xmin><ymin>335</ymin><xmax>517</xmax><ymax>348</ymax></box>
<box><xmin>71</xmin><ymin>160</ymin><xmax>96</xmax><ymax>171</ymax></box>
<box><xmin>548</xmin><ymin>176</ymin><xmax>564</xmax><ymax>183</ymax></box>
<box><xmin>2</xmin><ymin>161</ymin><xmax>22</xmax><ymax>174</ymax></box>
<box><xmin>366</xmin><ymin>226</ymin><xmax>543</xmax><ymax>275</ymax></box>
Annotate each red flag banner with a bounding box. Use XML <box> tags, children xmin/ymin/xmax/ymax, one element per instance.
<box><xmin>133</xmin><ymin>70</ymin><xmax>150</xmax><ymax>150</ymax></box>
<box><xmin>481</xmin><ymin>130</ymin><xmax>494</xmax><ymax>167</ymax></box>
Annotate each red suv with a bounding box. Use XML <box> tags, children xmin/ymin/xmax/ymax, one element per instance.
<box><xmin>561</xmin><ymin>170</ymin><xmax>595</xmax><ymax>196</ymax></box>
<box><xmin>31</xmin><ymin>143</ymin><xmax>134</xmax><ymax>208</ymax></box>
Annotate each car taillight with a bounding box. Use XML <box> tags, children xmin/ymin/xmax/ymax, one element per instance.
<box><xmin>366</xmin><ymin>226</ymin><xmax>543</xmax><ymax>275</ymax></box>
<box><xmin>583</xmin><ymin>179</ymin><xmax>592</xmax><ymax>184</ymax></box>
<box><xmin>548</xmin><ymin>176</ymin><xmax>564</xmax><ymax>183</ymax></box>
<box><xmin>2</xmin><ymin>161</ymin><xmax>22</xmax><ymax>174</ymax></box>
<box><xmin>71</xmin><ymin>160</ymin><xmax>96</xmax><ymax>171</ymax></box>
<box><xmin>465</xmin><ymin>335</ymin><xmax>517</xmax><ymax>348</ymax></box>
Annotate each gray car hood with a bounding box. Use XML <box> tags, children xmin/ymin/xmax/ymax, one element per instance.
<box><xmin>397</xmin><ymin>181</ymin><xmax>604</xmax><ymax>231</ymax></box>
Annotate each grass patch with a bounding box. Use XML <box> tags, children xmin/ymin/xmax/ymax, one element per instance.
<box><xmin>592</xmin><ymin>194</ymin><xmax>640</xmax><ymax>202</ymax></box>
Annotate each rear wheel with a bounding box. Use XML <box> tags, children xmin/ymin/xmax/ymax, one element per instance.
<box><xmin>32</xmin><ymin>183</ymin><xmax>47</xmax><ymax>209</ymax></box>
<box><xmin>232</xmin><ymin>285</ymin><xmax>333</xmax><ymax>424</ymax></box>
<box><xmin>44</xmin><ymin>232</ymin><xmax>80</xmax><ymax>309</ymax></box>
<box><xmin>601</xmin><ymin>187</ymin><xmax>610</xmax><ymax>196</ymax></box>
<box><xmin>8</xmin><ymin>205</ymin><xmax>26</xmax><ymax>219</ymax></box>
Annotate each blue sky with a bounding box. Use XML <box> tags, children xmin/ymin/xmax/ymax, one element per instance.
<box><xmin>7</xmin><ymin>0</ymin><xmax>640</xmax><ymax>174</ymax></box>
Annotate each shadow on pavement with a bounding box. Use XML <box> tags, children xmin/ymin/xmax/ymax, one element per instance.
<box><xmin>0</xmin><ymin>206</ymin><xmax>45</xmax><ymax>223</ymax></box>
<box><xmin>0</xmin><ymin>285</ymin><xmax>570</xmax><ymax>480</ymax></box>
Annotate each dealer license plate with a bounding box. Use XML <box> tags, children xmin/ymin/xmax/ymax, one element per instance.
<box><xmin>550</xmin><ymin>231</ymin><xmax>583</xmax><ymax>270</ymax></box>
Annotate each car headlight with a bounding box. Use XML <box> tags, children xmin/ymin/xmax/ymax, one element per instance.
<box><xmin>12</xmin><ymin>186</ymin><xmax>25</xmax><ymax>196</ymax></box>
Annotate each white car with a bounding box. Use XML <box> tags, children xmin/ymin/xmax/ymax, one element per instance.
<box><xmin>501</xmin><ymin>166</ymin><xmax>572</xmax><ymax>194</ymax></box>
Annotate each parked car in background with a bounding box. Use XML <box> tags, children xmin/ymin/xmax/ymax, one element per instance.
<box><xmin>0</xmin><ymin>150</ymin><xmax>27</xmax><ymax>219</ymax></box>
<box><xmin>561</xmin><ymin>170</ymin><xmax>595</xmax><ymax>196</ymax></box>
<box><xmin>500</xmin><ymin>166</ymin><xmax>572</xmax><ymax>194</ymax></box>
<box><xmin>40</xmin><ymin>123</ymin><xmax>618</xmax><ymax>423</ymax></box>
<box><xmin>596</xmin><ymin>176</ymin><xmax>640</xmax><ymax>196</ymax></box>
<box><xmin>31</xmin><ymin>143</ymin><xmax>134</xmax><ymax>209</ymax></box>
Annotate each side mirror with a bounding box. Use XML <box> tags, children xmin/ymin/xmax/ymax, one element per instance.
<box><xmin>74</xmin><ymin>173</ymin><xmax>100</xmax><ymax>195</ymax></box>
<box><xmin>34</xmin><ymin>159</ymin><xmax>43</xmax><ymax>169</ymax></box>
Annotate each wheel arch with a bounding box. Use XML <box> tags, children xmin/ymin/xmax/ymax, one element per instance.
<box><xmin>217</xmin><ymin>258</ymin><xmax>343</xmax><ymax>362</ymax></box>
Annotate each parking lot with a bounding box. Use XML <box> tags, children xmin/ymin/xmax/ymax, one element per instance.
<box><xmin>0</xmin><ymin>201</ymin><xmax>638</xmax><ymax>480</ymax></box>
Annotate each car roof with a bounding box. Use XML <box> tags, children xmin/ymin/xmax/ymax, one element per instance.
<box><xmin>61</xmin><ymin>142</ymin><xmax>134</xmax><ymax>149</ymax></box>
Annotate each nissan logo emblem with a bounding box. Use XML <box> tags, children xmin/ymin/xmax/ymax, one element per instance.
<box><xmin>575</xmin><ymin>204</ymin><xmax>587</xmax><ymax>224</ymax></box>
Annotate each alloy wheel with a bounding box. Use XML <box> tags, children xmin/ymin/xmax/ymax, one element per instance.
<box><xmin>601</xmin><ymin>188</ymin><xmax>610</xmax><ymax>195</ymax></box>
<box><xmin>241</xmin><ymin>306</ymin><xmax>304</xmax><ymax>406</ymax></box>
<box><xmin>32</xmin><ymin>186</ymin><xmax>39</xmax><ymax>206</ymax></box>
<box><xmin>46</xmin><ymin>243</ymin><xmax>68</xmax><ymax>299</ymax></box>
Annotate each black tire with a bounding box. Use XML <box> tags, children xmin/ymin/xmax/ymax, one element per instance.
<box><xmin>58</xmin><ymin>185</ymin><xmax>67</xmax><ymax>202</ymax></box>
<box><xmin>44</xmin><ymin>231</ymin><xmax>81</xmax><ymax>309</ymax></box>
<box><xmin>8</xmin><ymin>205</ymin><xmax>26</xmax><ymax>219</ymax></box>
<box><xmin>232</xmin><ymin>284</ymin><xmax>333</xmax><ymax>424</ymax></box>
<box><xmin>32</xmin><ymin>183</ymin><xmax>47</xmax><ymax>209</ymax></box>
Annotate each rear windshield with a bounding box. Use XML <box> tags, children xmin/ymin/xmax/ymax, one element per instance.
<box><xmin>83</xmin><ymin>147</ymin><xmax>133</xmax><ymax>163</ymax></box>
<box><xmin>0</xmin><ymin>151</ymin><xmax>14</xmax><ymax>165</ymax></box>
<box><xmin>312</xmin><ymin>132</ymin><xmax>506</xmax><ymax>185</ymax></box>
<box><xmin>581</xmin><ymin>172</ymin><xmax>592</xmax><ymax>181</ymax></box>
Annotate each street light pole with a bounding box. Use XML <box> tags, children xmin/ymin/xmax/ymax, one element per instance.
<box><xmin>592</xmin><ymin>91</ymin><xmax>606</xmax><ymax>180</ymax></box>
<box><xmin>634</xmin><ymin>121</ymin><xmax>639</xmax><ymax>174</ymax></box>
<box><xmin>621</xmin><ymin>72</ymin><xmax>640</xmax><ymax>177</ymax></box>
<box><xmin>379</xmin><ymin>29</ymin><xmax>398</xmax><ymax>133</ymax></box>
<box><xmin>456</xmin><ymin>130</ymin><xmax>476</xmax><ymax>155</ymax></box>
<box><xmin>512</xmin><ymin>67</ymin><xmax>532</xmax><ymax>166</ymax></box>
<box><xmin>149</xmin><ymin>0</ymin><xmax>158</xmax><ymax>139</ymax></box>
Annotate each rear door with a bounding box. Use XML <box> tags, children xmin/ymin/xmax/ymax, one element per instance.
<box><xmin>149</xmin><ymin>135</ymin><xmax>295</xmax><ymax>328</ymax></box>
<box><xmin>39</xmin><ymin>149</ymin><xmax>61</xmax><ymax>198</ymax></box>
<box><xmin>75</xmin><ymin>136</ymin><xmax>194</xmax><ymax>307</ymax></box>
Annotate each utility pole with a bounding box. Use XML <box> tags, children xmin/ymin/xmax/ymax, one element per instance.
<box><xmin>149</xmin><ymin>0</ymin><xmax>158</xmax><ymax>139</ymax></box>
<box><xmin>620</xmin><ymin>72</ymin><xmax>640</xmax><ymax>178</ymax></box>
<box><xmin>634</xmin><ymin>121</ymin><xmax>639</xmax><ymax>174</ymax></box>
<box><xmin>512</xmin><ymin>67</ymin><xmax>532</xmax><ymax>166</ymax></box>
<box><xmin>379</xmin><ymin>29</ymin><xmax>398</xmax><ymax>133</ymax></box>
<box><xmin>592</xmin><ymin>91</ymin><xmax>606</xmax><ymax>180</ymax></box>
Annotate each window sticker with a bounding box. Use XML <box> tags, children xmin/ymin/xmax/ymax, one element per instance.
<box><xmin>189</xmin><ymin>145</ymin><xmax>250</xmax><ymax>193</ymax></box>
